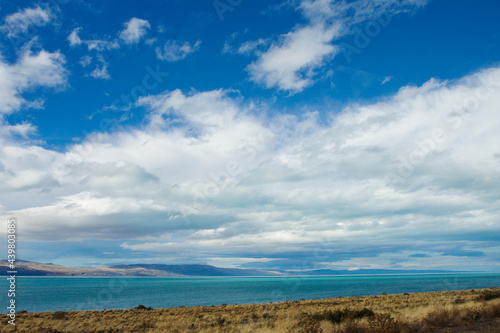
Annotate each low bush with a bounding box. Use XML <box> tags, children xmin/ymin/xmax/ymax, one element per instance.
<box><xmin>462</xmin><ymin>306</ymin><xmax>483</xmax><ymax>323</ymax></box>
<box><xmin>337</xmin><ymin>321</ymin><xmax>370</xmax><ymax>333</ymax></box>
<box><xmin>477</xmin><ymin>289</ymin><xmax>500</xmax><ymax>301</ymax></box>
<box><xmin>368</xmin><ymin>313</ymin><xmax>399</xmax><ymax>333</ymax></box>
<box><xmin>423</xmin><ymin>308</ymin><xmax>461</xmax><ymax>327</ymax></box>
<box><xmin>52</xmin><ymin>311</ymin><xmax>67</xmax><ymax>320</ymax></box>
<box><xmin>489</xmin><ymin>303</ymin><xmax>500</xmax><ymax>317</ymax></box>
<box><xmin>311</xmin><ymin>308</ymin><xmax>375</xmax><ymax>324</ymax></box>
<box><xmin>298</xmin><ymin>317</ymin><xmax>323</xmax><ymax>333</ymax></box>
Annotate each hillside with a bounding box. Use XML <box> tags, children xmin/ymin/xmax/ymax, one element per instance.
<box><xmin>0</xmin><ymin>260</ymin><xmax>459</xmax><ymax>277</ymax></box>
<box><xmin>0</xmin><ymin>260</ymin><xmax>280</xmax><ymax>277</ymax></box>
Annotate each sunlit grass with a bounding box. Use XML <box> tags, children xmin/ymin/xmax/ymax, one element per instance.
<box><xmin>3</xmin><ymin>288</ymin><xmax>500</xmax><ymax>332</ymax></box>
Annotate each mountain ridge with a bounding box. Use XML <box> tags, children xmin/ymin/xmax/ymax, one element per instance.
<box><xmin>0</xmin><ymin>260</ymin><xmax>281</xmax><ymax>277</ymax></box>
<box><xmin>0</xmin><ymin>260</ymin><xmax>463</xmax><ymax>277</ymax></box>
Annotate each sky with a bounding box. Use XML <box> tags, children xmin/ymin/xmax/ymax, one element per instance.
<box><xmin>0</xmin><ymin>0</ymin><xmax>499</xmax><ymax>272</ymax></box>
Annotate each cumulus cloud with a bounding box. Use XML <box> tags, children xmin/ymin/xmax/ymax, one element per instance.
<box><xmin>247</xmin><ymin>0</ymin><xmax>429</xmax><ymax>92</ymax></box>
<box><xmin>0</xmin><ymin>120</ymin><xmax>37</xmax><ymax>139</ymax></box>
<box><xmin>155</xmin><ymin>40</ymin><xmax>201</xmax><ymax>62</ymax></box>
<box><xmin>0</xmin><ymin>131</ymin><xmax>62</xmax><ymax>198</ymax></box>
<box><xmin>0</xmin><ymin>4</ymin><xmax>54</xmax><ymax>37</ymax></box>
<box><xmin>119</xmin><ymin>18</ymin><xmax>151</xmax><ymax>44</ymax></box>
<box><xmin>1</xmin><ymin>65</ymin><xmax>500</xmax><ymax>270</ymax></box>
<box><xmin>89</xmin><ymin>65</ymin><xmax>110</xmax><ymax>80</ymax></box>
<box><xmin>68</xmin><ymin>27</ymin><xmax>82</xmax><ymax>46</ymax></box>
<box><xmin>248</xmin><ymin>24</ymin><xmax>340</xmax><ymax>92</ymax></box>
<box><xmin>0</xmin><ymin>46</ymin><xmax>67</xmax><ymax>114</ymax></box>
<box><xmin>89</xmin><ymin>55</ymin><xmax>110</xmax><ymax>80</ymax></box>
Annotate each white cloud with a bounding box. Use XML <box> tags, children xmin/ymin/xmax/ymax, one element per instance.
<box><xmin>9</xmin><ymin>192</ymin><xmax>169</xmax><ymax>240</ymax></box>
<box><xmin>1</xmin><ymin>65</ymin><xmax>500</xmax><ymax>270</ymax></box>
<box><xmin>119</xmin><ymin>18</ymin><xmax>151</xmax><ymax>44</ymax></box>
<box><xmin>89</xmin><ymin>55</ymin><xmax>110</xmax><ymax>80</ymax></box>
<box><xmin>87</xmin><ymin>39</ymin><xmax>120</xmax><ymax>51</ymax></box>
<box><xmin>0</xmin><ymin>132</ymin><xmax>62</xmax><ymax>198</ymax></box>
<box><xmin>138</xmin><ymin>89</ymin><xmax>243</xmax><ymax>129</ymax></box>
<box><xmin>69</xmin><ymin>18</ymin><xmax>151</xmax><ymax>51</ymax></box>
<box><xmin>224</xmin><ymin>37</ymin><xmax>268</xmax><ymax>55</ymax></box>
<box><xmin>68</xmin><ymin>27</ymin><xmax>82</xmax><ymax>46</ymax></box>
<box><xmin>155</xmin><ymin>40</ymin><xmax>201</xmax><ymax>62</ymax></box>
<box><xmin>248</xmin><ymin>24</ymin><xmax>340</xmax><ymax>92</ymax></box>
<box><xmin>246</xmin><ymin>0</ymin><xmax>429</xmax><ymax>92</ymax></box>
<box><xmin>68</xmin><ymin>18</ymin><xmax>152</xmax><ymax>52</ymax></box>
<box><xmin>237</xmin><ymin>38</ymin><xmax>268</xmax><ymax>54</ymax></box>
<box><xmin>145</xmin><ymin>38</ymin><xmax>157</xmax><ymax>46</ymax></box>
<box><xmin>299</xmin><ymin>0</ymin><xmax>427</xmax><ymax>26</ymax></box>
<box><xmin>0</xmin><ymin>5</ymin><xmax>54</xmax><ymax>37</ymax></box>
<box><xmin>66</xmin><ymin>27</ymin><xmax>119</xmax><ymax>51</ymax></box>
<box><xmin>381</xmin><ymin>76</ymin><xmax>392</xmax><ymax>85</ymax></box>
<box><xmin>0</xmin><ymin>118</ymin><xmax>37</xmax><ymax>139</ymax></box>
<box><xmin>90</xmin><ymin>64</ymin><xmax>110</xmax><ymax>80</ymax></box>
<box><xmin>79</xmin><ymin>55</ymin><xmax>92</xmax><ymax>67</ymax></box>
<box><xmin>66</xmin><ymin>18</ymin><xmax>150</xmax><ymax>81</ymax></box>
<box><xmin>157</xmin><ymin>25</ymin><xmax>166</xmax><ymax>33</ymax></box>
<box><xmin>0</xmin><ymin>46</ymin><xmax>67</xmax><ymax>114</ymax></box>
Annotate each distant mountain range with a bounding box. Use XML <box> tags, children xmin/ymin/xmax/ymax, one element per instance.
<box><xmin>0</xmin><ymin>260</ymin><xmax>281</xmax><ymax>277</ymax></box>
<box><xmin>287</xmin><ymin>268</ymin><xmax>457</xmax><ymax>275</ymax></box>
<box><xmin>0</xmin><ymin>260</ymin><xmax>457</xmax><ymax>277</ymax></box>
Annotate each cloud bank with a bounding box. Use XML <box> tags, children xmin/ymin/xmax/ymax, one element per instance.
<box><xmin>0</xmin><ymin>46</ymin><xmax>67</xmax><ymax>114</ymax></box>
<box><xmin>1</xmin><ymin>65</ymin><xmax>500</xmax><ymax>270</ymax></box>
<box><xmin>0</xmin><ymin>4</ymin><xmax>55</xmax><ymax>37</ymax></box>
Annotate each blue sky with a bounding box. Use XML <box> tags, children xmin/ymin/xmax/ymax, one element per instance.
<box><xmin>1</xmin><ymin>0</ymin><xmax>500</xmax><ymax>272</ymax></box>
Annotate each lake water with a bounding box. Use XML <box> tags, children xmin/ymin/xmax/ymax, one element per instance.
<box><xmin>2</xmin><ymin>273</ymin><xmax>500</xmax><ymax>313</ymax></box>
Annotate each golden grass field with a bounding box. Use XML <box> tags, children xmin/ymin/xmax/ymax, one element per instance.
<box><xmin>2</xmin><ymin>287</ymin><xmax>500</xmax><ymax>333</ymax></box>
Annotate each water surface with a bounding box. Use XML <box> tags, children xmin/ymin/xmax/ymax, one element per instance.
<box><xmin>2</xmin><ymin>273</ymin><xmax>500</xmax><ymax>313</ymax></box>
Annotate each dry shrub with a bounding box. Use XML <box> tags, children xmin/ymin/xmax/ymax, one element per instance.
<box><xmin>489</xmin><ymin>303</ymin><xmax>500</xmax><ymax>317</ymax></box>
<box><xmin>211</xmin><ymin>315</ymin><xmax>226</xmax><ymax>326</ymax></box>
<box><xmin>423</xmin><ymin>308</ymin><xmax>461</xmax><ymax>328</ymax></box>
<box><xmin>461</xmin><ymin>306</ymin><xmax>483</xmax><ymax>324</ymax></box>
<box><xmin>368</xmin><ymin>313</ymin><xmax>399</xmax><ymax>333</ymax></box>
<box><xmin>312</xmin><ymin>308</ymin><xmax>374</xmax><ymax>324</ymax></box>
<box><xmin>477</xmin><ymin>289</ymin><xmax>500</xmax><ymax>301</ymax></box>
<box><xmin>298</xmin><ymin>317</ymin><xmax>324</xmax><ymax>333</ymax></box>
<box><xmin>336</xmin><ymin>321</ymin><xmax>370</xmax><ymax>333</ymax></box>
<box><xmin>52</xmin><ymin>311</ymin><xmax>67</xmax><ymax>320</ymax></box>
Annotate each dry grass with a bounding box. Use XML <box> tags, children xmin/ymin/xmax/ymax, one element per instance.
<box><xmin>2</xmin><ymin>288</ymin><xmax>500</xmax><ymax>332</ymax></box>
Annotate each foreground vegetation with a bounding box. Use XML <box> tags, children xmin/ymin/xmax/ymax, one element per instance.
<box><xmin>2</xmin><ymin>288</ymin><xmax>500</xmax><ymax>332</ymax></box>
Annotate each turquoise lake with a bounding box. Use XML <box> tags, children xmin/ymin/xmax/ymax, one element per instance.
<box><xmin>2</xmin><ymin>273</ymin><xmax>500</xmax><ymax>313</ymax></box>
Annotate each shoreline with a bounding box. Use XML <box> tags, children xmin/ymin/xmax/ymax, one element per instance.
<box><xmin>3</xmin><ymin>287</ymin><xmax>500</xmax><ymax>332</ymax></box>
<box><xmin>1</xmin><ymin>271</ymin><xmax>490</xmax><ymax>278</ymax></box>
